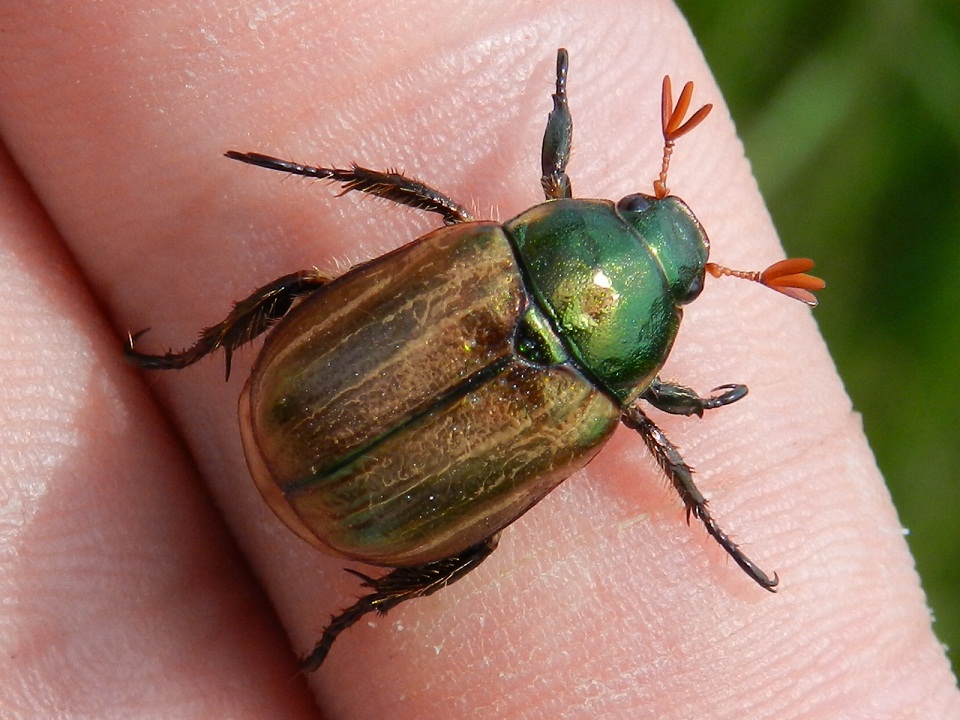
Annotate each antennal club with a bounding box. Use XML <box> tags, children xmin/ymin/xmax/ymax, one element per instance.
<box><xmin>654</xmin><ymin>76</ymin><xmax>712</xmax><ymax>199</ymax></box>
<box><xmin>706</xmin><ymin>257</ymin><xmax>825</xmax><ymax>306</ymax></box>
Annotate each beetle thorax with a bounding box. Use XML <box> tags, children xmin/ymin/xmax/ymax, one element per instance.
<box><xmin>504</xmin><ymin>198</ymin><xmax>704</xmax><ymax>405</ymax></box>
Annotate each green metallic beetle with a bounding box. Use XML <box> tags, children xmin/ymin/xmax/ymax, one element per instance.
<box><xmin>126</xmin><ymin>49</ymin><xmax>823</xmax><ymax>671</ymax></box>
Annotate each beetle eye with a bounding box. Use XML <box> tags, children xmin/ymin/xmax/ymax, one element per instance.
<box><xmin>681</xmin><ymin>272</ymin><xmax>705</xmax><ymax>304</ymax></box>
<box><xmin>617</xmin><ymin>194</ymin><xmax>654</xmax><ymax>214</ymax></box>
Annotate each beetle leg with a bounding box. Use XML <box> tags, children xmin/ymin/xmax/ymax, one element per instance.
<box><xmin>540</xmin><ymin>48</ymin><xmax>574</xmax><ymax>200</ymax></box>
<box><xmin>125</xmin><ymin>269</ymin><xmax>330</xmax><ymax>381</ymax></box>
<box><xmin>225</xmin><ymin>151</ymin><xmax>476</xmax><ymax>226</ymax></box>
<box><xmin>300</xmin><ymin>534</ymin><xmax>500</xmax><ymax>672</ymax></box>
<box><xmin>621</xmin><ymin>405</ymin><xmax>779</xmax><ymax>592</ymax></box>
<box><xmin>641</xmin><ymin>378</ymin><xmax>748</xmax><ymax>418</ymax></box>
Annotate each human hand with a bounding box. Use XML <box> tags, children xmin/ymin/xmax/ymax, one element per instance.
<box><xmin>1</xmin><ymin>2</ymin><xmax>956</xmax><ymax>718</ymax></box>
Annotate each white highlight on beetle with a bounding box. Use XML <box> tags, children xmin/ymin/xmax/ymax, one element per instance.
<box><xmin>592</xmin><ymin>269</ymin><xmax>615</xmax><ymax>290</ymax></box>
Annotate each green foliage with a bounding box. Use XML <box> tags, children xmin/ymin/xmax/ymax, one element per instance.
<box><xmin>678</xmin><ymin>0</ymin><xmax>960</xmax><ymax>673</ymax></box>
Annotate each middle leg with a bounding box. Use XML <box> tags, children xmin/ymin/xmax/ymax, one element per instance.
<box><xmin>225</xmin><ymin>152</ymin><xmax>476</xmax><ymax>226</ymax></box>
<box><xmin>621</xmin><ymin>404</ymin><xmax>778</xmax><ymax>591</ymax></box>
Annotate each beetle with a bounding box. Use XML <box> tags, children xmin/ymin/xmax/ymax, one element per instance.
<box><xmin>126</xmin><ymin>49</ymin><xmax>823</xmax><ymax>671</ymax></box>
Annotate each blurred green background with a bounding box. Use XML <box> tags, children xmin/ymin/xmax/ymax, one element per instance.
<box><xmin>677</xmin><ymin>0</ymin><xmax>959</xmax><ymax>675</ymax></box>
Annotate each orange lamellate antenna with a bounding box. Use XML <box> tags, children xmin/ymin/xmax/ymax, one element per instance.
<box><xmin>706</xmin><ymin>258</ymin><xmax>825</xmax><ymax>307</ymax></box>
<box><xmin>654</xmin><ymin>76</ymin><xmax>713</xmax><ymax>199</ymax></box>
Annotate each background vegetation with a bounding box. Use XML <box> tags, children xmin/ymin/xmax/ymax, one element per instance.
<box><xmin>677</xmin><ymin>0</ymin><xmax>959</xmax><ymax>674</ymax></box>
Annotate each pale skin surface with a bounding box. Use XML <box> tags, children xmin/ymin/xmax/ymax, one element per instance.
<box><xmin>0</xmin><ymin>1</ymin><xmax>957</xmax><ymax>718</ymax></box>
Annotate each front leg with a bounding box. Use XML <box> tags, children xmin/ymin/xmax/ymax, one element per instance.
<box><xmin>621</xmin><ymin>405</ymin><xmax>778</xmax><ymax>591</ymax></box>
<box><xmin>540</xmin><ymin>48</ymin><xmax>573</xmax><ymax>200</ymax></box>
<box><xmin>641</xmin><ymin>378</ymin><xmax>747</xmax><ymax>417</ymax></box>
<box><xmin>125</xmin><ymin>269</ymin><xmax>330</xmax><ymax>380</ymax></box>
<box><xmin>300</xmin><ymin>534</ymin><xmax>500</xmax><ymax>672</ymax></box>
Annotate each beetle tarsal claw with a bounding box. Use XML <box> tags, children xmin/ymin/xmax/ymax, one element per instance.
<box><xmin>343</xmin><ymin>567</ymin><xmax>378</xmax><ymax>587</ymax></box>
<box><xmin>126</xmin><ymin>327</ymin><xmax>150</xmax><ymax>347</ymax></box>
